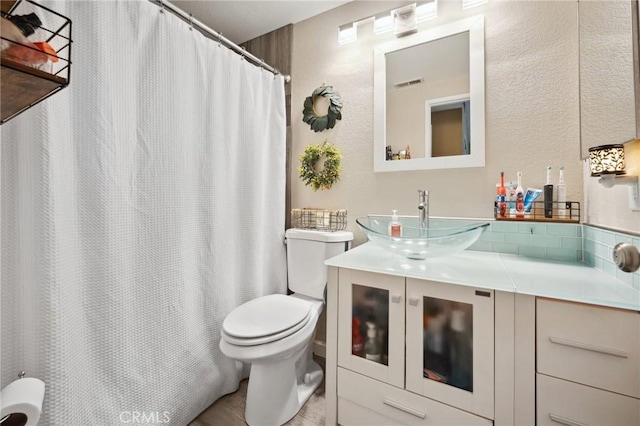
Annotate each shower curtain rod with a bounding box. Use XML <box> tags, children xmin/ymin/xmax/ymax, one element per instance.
<box><xmin>151</xmin><ymin>0</ymin><xmax>291</xmax><ymax>83</ymax></box>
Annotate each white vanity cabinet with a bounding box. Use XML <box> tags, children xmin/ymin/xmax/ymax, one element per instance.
<box><xmin>324</xmin><ymin>245</ymin><xmax>640</xmax><ymax>426</ymax></box>
<box><xmin>332</xmin><ymin>268</ymin><xmax>494</xmax><ymax>425</ymax></box>
<box><xmin>535</xmin><ymin>298</ymin><xmax>640</xmax><ymax>426</ymax></box>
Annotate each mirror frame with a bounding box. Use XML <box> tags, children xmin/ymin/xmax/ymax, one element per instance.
<box><xmin>374</xmin><ymin>15</ymin><xmax>485</xmax><ymax>172</ymax></box>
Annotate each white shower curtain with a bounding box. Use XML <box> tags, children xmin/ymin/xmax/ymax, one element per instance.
<box><xmin>1</xmin><ymin>1</ymin><xmax>287</xmax><ymax>424</ymax></box>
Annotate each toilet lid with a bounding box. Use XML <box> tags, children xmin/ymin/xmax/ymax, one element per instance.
<box><xmin>223</xmin><ymin>294</ymin><xmax>311</xmax><ymax>345</ymax></box>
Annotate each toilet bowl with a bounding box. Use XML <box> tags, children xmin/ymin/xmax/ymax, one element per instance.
<box><xmin>219</xmin><ymin>229</ymin><xmax>353</xmax><ymax>426</ymax></box>
<box><xmin>220</xmin><ymin>294</ymin><xmax>323</xmax><ymax>426</ymax></box>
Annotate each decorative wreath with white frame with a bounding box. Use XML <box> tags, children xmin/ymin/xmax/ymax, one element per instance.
<box><xmin>299</xmin><ymin>140</ymin><xmax>342</xmax><ymax>191</ymax></box>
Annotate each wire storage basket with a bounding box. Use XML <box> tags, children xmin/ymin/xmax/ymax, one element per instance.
<box><xmin>1</xmin><ymin>0</ymin><xmax>72</xmax><ymax>124</ymax></box>
<box><xmin>291</xmin><ymin>208</ymin><xmax>347</xmax><ymax>231</ymax></box>
<box><xmin>494</xmin><ymin>201</ymin><xmax>580</xmax><ymax>223</ymax></box>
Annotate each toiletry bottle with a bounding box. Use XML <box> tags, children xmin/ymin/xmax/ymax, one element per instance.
<box><xmin>388</xmin><ymin>210</ymin><xmax>402</xmax><ymax>237</ymax></box>
<box><xmin>364</xmin><ymin>321</ymin><xmax>381</xmax><ymax>363</ymax></box>
<box><xmin>523</xmin><ymin>188</ymin><xmax>542</xmax><ymax>213</ymax></box>
<box><xmin>498</xmin><ymin>172</ymin><xmax>507</xmax><ymax>217</ymax></box>
<box><xmin>0</xmin><ymin>15</ymin><xmax>48</xmax><ymax>65</ymax></box>
<box><xmin>557</xmin><ymin>166</ymin><xmax>567</xmax><ymax>218</ymax></box>
<box><xmin>515</xmin><ymin>171</ymin><xmax>525</xmax><ymax>218</ymax></box>
<box><xmin>352</xmin><ymin>317</ymin><xmax>364</xmax><ymax>357</ymax></box>
<box><xmin>544</xmin><ymin>166</ymin><xmax>553</xmax><ymax>218</ymax></box>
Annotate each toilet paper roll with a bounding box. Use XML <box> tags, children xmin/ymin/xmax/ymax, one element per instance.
<box><xmin>1</xmin><ymin>377</ymin><xmax>45</xmax><ymax>426</ymax></box>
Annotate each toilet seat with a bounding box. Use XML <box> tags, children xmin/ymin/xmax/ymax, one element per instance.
<box><xmin>222</xmin><ymin>294</ymin><xmax>312</xmax><ymax>346</ymax></box>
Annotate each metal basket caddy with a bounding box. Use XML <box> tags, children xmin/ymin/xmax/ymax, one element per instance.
<box><xmin>291</xmin><ymin>208</ymin><xmax>347</xmax><ymax>231</ymax></box>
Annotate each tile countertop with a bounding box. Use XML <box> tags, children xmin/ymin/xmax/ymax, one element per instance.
<box><xmin>325</xmin><ymin>242</ymin><xmax>640</xmax><ymax>312</ymax></box>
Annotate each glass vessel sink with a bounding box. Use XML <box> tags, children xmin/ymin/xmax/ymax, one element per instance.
<box><xmin>356</xmin><ymin>217</ymin><xmax>490</xmax><ymax>260</ymax></box>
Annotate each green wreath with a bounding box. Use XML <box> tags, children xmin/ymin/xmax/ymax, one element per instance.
<box><xmin>299</xmin><ymin>141</ymin><xmax>342</xmax><ymax>191</ymax></box>
<box><xmin>302</xmin><ymin>85</ymin><xmax>343</xmax><ymax>132</ymax></box>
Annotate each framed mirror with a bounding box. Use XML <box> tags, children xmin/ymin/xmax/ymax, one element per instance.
<box><xmin>374</xmin><ymin>15</ymin><xmax>485</xmax><ymax>172</ymax></box>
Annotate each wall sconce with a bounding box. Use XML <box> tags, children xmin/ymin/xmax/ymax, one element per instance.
<box><xmin>588</xmin><ymin>144</ymin><xmax>640</xmax><ymax>210</ymax></box>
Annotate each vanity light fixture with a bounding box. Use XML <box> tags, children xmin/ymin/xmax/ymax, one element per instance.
<box><xmin>338</xmin><ymin>22</ymin><xmax>357</xmax><ymax>45</ymax></box>
<box><xmin>338</xmin><ymin>1</ymin><xmax>439</xmax><ymax>44</ymax></box>
<box><xmin>588</xmin><ymin>144</ymin><xmax>640</xmax><ymax>210</ymax></box>
<box><xmin>393</xmin><ymin>4</ymin><xmax>418</xmax><ymax>37</ymax></box>
<box><xmin>463</xmin><ymin>0</ymin><xmax>488</xmax><ymax>9</ymax></box>
<box><xmin>374</xmin><ymin>11</ymin><xmax>394</xmax><ymax>35</ymax></box>
<box><xmin>416</xmin><ymin>1</ymin><xmax>438</xmax><ymax>22</ymax></box>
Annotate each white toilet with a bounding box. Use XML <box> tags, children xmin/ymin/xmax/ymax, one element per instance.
<box><xmin>219</xmin><ymin>228</ymin><xmax>353</xmax><ymax>426</ymax></box>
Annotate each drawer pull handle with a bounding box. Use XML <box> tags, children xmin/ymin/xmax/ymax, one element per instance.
<box><xmin>549</xmin><ymin>413</ymin><xmax>589</xmax><ymax>426</ymax></box>
<box><xmin>383</xmin><ymin>398</ymin><xmax>426</xmax><ymax>419</ymax></box>
<box><xmin>391</xmin><ymin>294</ymin><xmax>402</xmax><ymax>304</ymax></box>
<box><xmin>408</xmin><ymin>297</ymin><xmax>419</xmax><ymax>306</ymax></box>
<box><xmin>548</xmin><ymin>336</ymin><xmax>628</xmax><ymax>358</ymax></box>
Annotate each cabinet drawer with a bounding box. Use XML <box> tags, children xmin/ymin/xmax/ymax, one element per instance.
<box><xmin>537</xmin><ymin>374</ymin><xmax>640</xmax><ymax>426</ymax></box>
<box><xmin>338</xmin><ymin>397</ymin><xmax>404</xmax><ymax>426</ymax></box>
<box><xmin>537</xmin><ymin>298</ymin><xmax>640</xmax><ymax>398</ymax></box>
<box><xmin>337</xmin><ymin>367</ymin><xmax>492</xmax><ymax>425</ymax></box>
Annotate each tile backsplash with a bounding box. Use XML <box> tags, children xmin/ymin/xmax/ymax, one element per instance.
<box><xmin>432</xmin><ymin>218</ymin><xmax>640</xmax><ymax>290</ymax></box>
<box><xmin>583</xmin><ymin>225</ymin><xmax>640</xmax><ymax>291</ymax></box>
<box><xmin>473</xmin><ymin>221</ymin><xmax>582</xmax><ymax>262</ymax></box>
<box><xmin>428</xmin><ymin>218</ymin><xmax>583</xmax><ymax>262</ymax></box>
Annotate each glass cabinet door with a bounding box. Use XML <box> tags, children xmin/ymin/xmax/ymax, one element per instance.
<box><xmin>337</xmin><ymin>269</ymin><xmax>405</xmax><ymax>388</ymax></box>
<box><xmin>406</xmin><ymin>278</ymin><xmax>494</xmax><ymax>420</ymax></box>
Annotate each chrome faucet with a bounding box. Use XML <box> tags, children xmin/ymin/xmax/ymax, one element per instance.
<box><xmin>418</xmin><ymin>189</ymin><xmax>429</xmax><ymax>234</ymax></box>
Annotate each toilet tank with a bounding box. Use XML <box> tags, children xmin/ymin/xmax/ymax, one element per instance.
<box><xmin>285</xmin><ymin>229</ymin><xmax>353</xmax><ymax>299</ymax></box>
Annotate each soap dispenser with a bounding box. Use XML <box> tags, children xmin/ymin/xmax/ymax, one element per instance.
<box><xmin>388</xmin><ymin>210</ymin><xmax>402</xmax><ymax>237</ymax></box>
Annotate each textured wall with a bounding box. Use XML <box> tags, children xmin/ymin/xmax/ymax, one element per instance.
<box><xmin>291</xmin><ymin>0</ymin><xmax>582</xmax><ymax>245</ymax></box>
<box><xmin>579</xmin><ymin>0</ymin><xmax>635</xmax><ymax>159</ymax></box>
<box><xmin>579</xmin><ymin>0</ymin><xmax>639</xmax><ymax>234</ymax></box>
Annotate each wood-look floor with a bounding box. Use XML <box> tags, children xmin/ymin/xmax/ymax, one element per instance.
<box><xmin>189</xmin><ymin>357</ymin><xmax>326</xmax><ymax>426</ymax></box>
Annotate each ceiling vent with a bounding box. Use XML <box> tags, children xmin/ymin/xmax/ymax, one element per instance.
<box><xmin>393</xmin><ymin>78</ymin><xmax>424</xmax><ymax>88</ymax></box>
